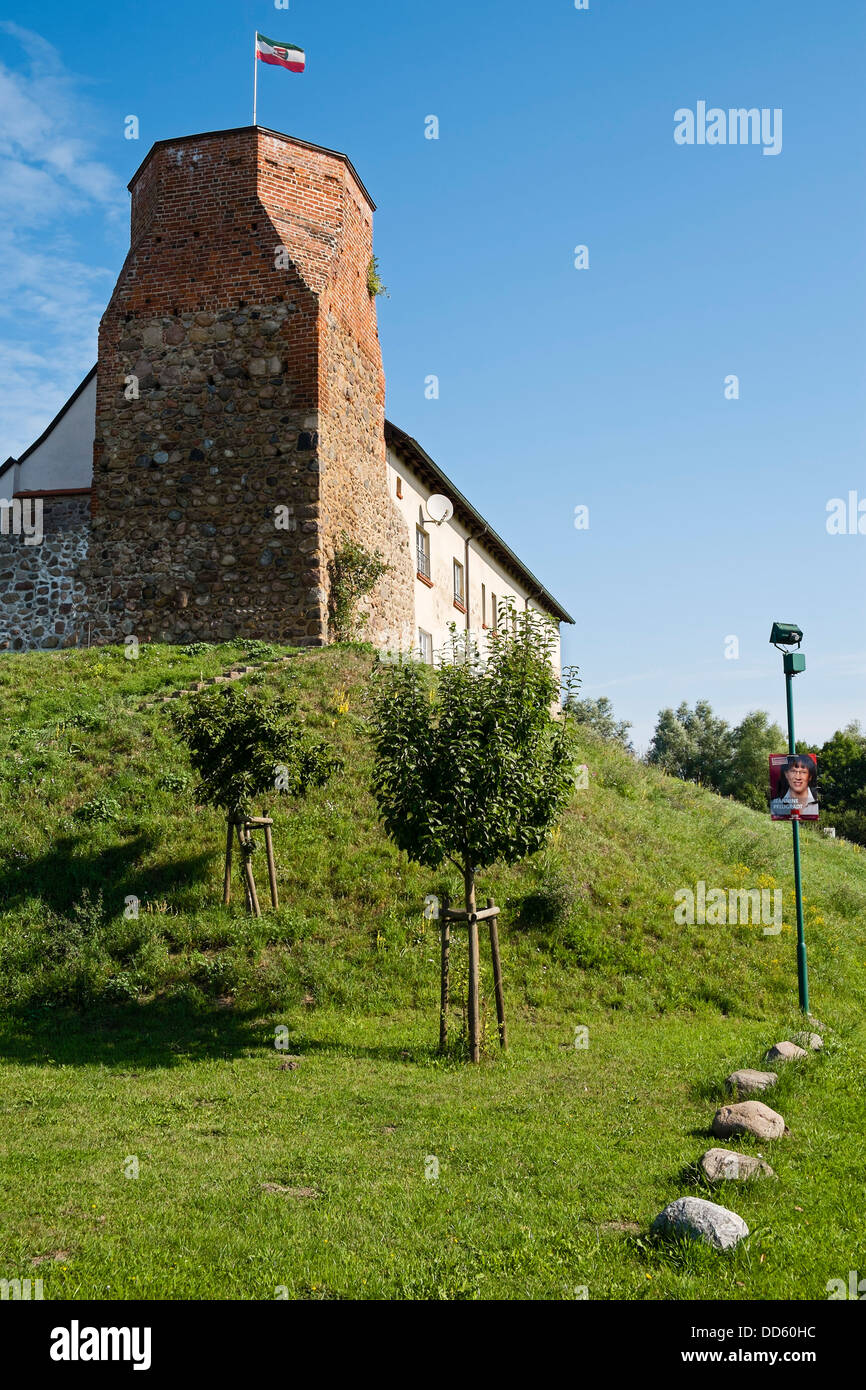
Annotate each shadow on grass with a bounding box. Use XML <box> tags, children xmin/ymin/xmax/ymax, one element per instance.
<box><xmin>676</xmin><ymin>1157</ymin><xmax>709</xmax><ymax>1188</ymax></box>
<box><xmin>0</xmin><ymin>1005</ymin><xmax>452</xmax><ymax>1071</ymax></box>
<box><xmin>292</xmin><ymin>1036</ymin><xmax>464</xmax><ymax>1068</ymax></box>
<box><xmin>0</xmin><ymin>832</ymin><xmax>216</xmax><ymax>917</ymax></box>
<box><xmin>0</xmin><ymin>996</ymin><xmax>266</xmax><ymax>1069</ymax></box>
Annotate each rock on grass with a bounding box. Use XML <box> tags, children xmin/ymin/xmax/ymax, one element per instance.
<box><xmin>765</xmin><ymin>1040</ymin><xmax>808</xmax><ymax>1063</ymax></box>
<box><xmin>726</xmin><ymin>1068</ymin><xmax>778</xmax><ymax>1098</ymax></box>
<box><xmin>712</xmin><ymin>1100</ymin><xmax>787</xmax><ymax>1141</ymax></box>
<box><xmin>652</xmin><ymin>1197</ymin><xmax>749</xmax><ymax>1250</ymax></box>
<box><xmin>700</xmin><ymin>1148</ymin><xmax>776</xmax><ymax>1181</ymax></box>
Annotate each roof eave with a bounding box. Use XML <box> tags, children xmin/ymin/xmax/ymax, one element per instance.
<box><xmin>15</xmin><ymin>364</ymin><xmax>97</xmax><ymax>468</ymax></box>
<box><xmin>385</xmin><ymin>421</ymin><xmax>574</xmax><ymax>625</ymax></box>
<box><xmin>126</xmin><ymin>126</ymin><xmax>376</xmax><ymax>211</ymax></box>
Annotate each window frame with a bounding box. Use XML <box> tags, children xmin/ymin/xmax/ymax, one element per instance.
<box><xmin>452</xmin><ymin>557</ymin><xmax>465</xmax><ymax>609</ymax></box>
<box><xmin>415</xmin><ymin>525</ymin><xmax>432</xmax><ymax>583</ymax></box>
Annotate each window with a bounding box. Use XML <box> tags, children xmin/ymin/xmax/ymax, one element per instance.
<box><xmin>481</xmin><ymin>584</ymin><xmax>487</xmax><ymax>627</ymax></box>
<box><xmin>490</xmin><ymin>592</ymin><xmax>497</xmax><ymax>632</ymax></box>
<box><xmin>416</xmin><ymin>526</ymin><xmax>431</xmax><ymax>580</ymax></box>
<box><xmin>396</xmin><ymin>475</ymin><xmax>403</xmax><ymax>499</ymax></box>
<box><xmin>453</xmin><ymin>558</ymin><xmax>465</xmax><ymax>608</ymax></box>
<box><xmin>418</xmin><ymin>628</ymin><xmax>432</xmax><ymax>664</ymax></box>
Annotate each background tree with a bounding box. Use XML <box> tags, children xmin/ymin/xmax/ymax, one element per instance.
<box><xmin>646</xmin><ymin>699</ymin><xmax>733</xmax><ymax>791</ymax></box>
<box><xmin>724</xmin><ymin>709</ymin><xmax>785</xmax><ymax>809</ymax></box>
<box><xmin>563</xmin><ymin>693</ymin><xmax>633</xmax><ymax>751</ymax></box>
<box><xmin>368</xmin><ymin>608</ymin><xmax>578</xmax><ymax>1058</ymax></box>
<box><xmin>819</xmin><ymin>722</ymin><xmax>866</xmax><ymax>844</ymax></box>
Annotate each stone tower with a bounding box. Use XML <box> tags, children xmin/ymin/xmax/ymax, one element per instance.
<box><xmin>83</xmin><ymin>126</ymin><xmax>413</xmax><ymax>645</ymax></box>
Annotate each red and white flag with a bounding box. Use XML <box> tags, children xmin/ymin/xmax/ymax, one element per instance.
<box><xmin>256</xmin><ymin>33</ymin><xmax>305</xmax><ymax>73</ymax></box>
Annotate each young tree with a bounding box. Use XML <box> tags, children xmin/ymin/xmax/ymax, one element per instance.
<box><xmin>368</xmin><ymin>608</ymin><xmax>578</xmax><ymax>1059</ymax></box>
<box><xmin>172</xmin><ymin>682</ymin><xmax>339</xmax><ymax>905</ymax></box>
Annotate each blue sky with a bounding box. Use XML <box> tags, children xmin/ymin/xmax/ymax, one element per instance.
<box><xmin>1</xmin><ymin>0</ymin><xmax>864</xmax><ymax>748</ymax></box>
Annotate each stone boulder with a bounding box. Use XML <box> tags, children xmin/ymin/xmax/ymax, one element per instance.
<box><xmin>700</xmin><ymin>1148</ymin><xmax>776</xmax><ymax>1182</ymax></box>
<box><xmin>726</xmin><ymin>1068</ymin><xmax>778</xmax><ymax>1098</ymax></box>
<box><xmin>790</xmin><ymin>1031</ymin><xmax>823</xmax><ymax>1051</ymax></box>
<box><xmin>652</xmin><ymin>1197</ymin><xmax>749</xmax><ymax>1250</ymax></box>
<box><xmin>765</xmin><ymin>1040</ymin><xmax>808</xmax><ymax>1063</ymax></box>
<box><xmin>712</xmin><ymin>1101</ymin><xmax>787</xmax><ymax>1141</ymax></box>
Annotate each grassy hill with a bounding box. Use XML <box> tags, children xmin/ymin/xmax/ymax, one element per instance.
<box><xmin>0</xmin><ymin>642</ymin><xmax>864</xmax><ymax>1300</ymax></box>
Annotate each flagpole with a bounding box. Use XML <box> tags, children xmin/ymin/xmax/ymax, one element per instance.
<box><xmin>253</xmin><ymin>32</ymin><xmax>258</xmax><ymax>125</ymax></box>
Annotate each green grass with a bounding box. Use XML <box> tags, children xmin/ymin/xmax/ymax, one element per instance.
<box><xmin>0</xmin><ymin>643</ymin><xmax>864</xmax><ymax>1299</ymax></box>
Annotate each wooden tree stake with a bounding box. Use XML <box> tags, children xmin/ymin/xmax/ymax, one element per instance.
<box><xmin>439</xmin><ymin>893</ymin><xmax>451</xmax><ymax>1052</ymax></box>
<box><xmin>466</xmin><ymin>869</ymin><xmax>480</xmax><ymax>1063</ymax></box>
<box><xmin>262</xmin><ymin>820</ymin><xmax>279</xmax><ymax>910</ymax></box>
<box><xmin>487</xmin><ymin>897</ymin><xmax>507</xmax><ymax>1050</ymax></box>
<box><xmin>236</xmin><ymin>822</ymin><xmax>261</xmax><ymax>918</ymax></box>
<box><xmin>223</xmin><ymin>819</ymin><xmax>234</xmax><ymax>905</ymax></box>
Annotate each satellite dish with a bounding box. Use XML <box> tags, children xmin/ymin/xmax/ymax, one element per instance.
<box><xmin>426</xmin><ymin>493</ymin><xmax>454</xmax><ymax>526</ymax></box>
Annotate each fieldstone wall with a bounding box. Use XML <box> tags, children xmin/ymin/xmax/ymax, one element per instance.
<box><xmin>0</xmin><ymin>495</ymin><xmax>90</xmax><ymax>650</ymax></box>
<box><xmin>320</xmin><ymin>311</ymin><xmax>414</xmax><ymax>644</ymax></box>
<box><xmin>83</xmin><ymin>303</ymin><xmax>322</xmax><ymax>644</ymax></box>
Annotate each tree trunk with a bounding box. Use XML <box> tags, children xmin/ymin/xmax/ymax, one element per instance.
<box><xmin>465</xmin><ymin>862</ymin><xmax>480</xmax><ymax>1063</ymax></box>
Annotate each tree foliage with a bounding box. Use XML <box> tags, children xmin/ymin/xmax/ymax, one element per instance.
<box><xmin>819</xmin><ymin>722</ymin><xmax>866</xmax><ymax>844</ymax></box>
<box><xmin>368</xmin><ymin>608</ymin><xmax>578</xmax><ymax>875</ymax></box>
<box><xmin>563</xmin><ymin>694</ymin><xmax>633</xmax><ymax>751</ymax></box>
<box><xmin>647</xmin><ymin>700</ymin><xmax>734</xmax><ymax>790</ymax></box>
<box><xmin>171</xmin><ymin>682</ymin><xmax>339</xmax><ymax>820</ymax></box>
<box><xmin>729</xmin><ymin>709</ymin><xmax>786</xmax><ymax>810</ymax></box>
<box><xmin>647</xmin><ymin>700</ymin><xmax>785</xmax><ymax>805</ymax></box>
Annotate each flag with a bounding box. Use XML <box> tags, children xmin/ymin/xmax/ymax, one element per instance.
<box><xmin>256</xmin><ymin>33</ymin><xmax>305</xmax><ymax>73</ymax></box>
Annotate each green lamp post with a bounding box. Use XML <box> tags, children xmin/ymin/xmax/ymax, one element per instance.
<box><xmin>770</xmin><ymin>622</ymin><xmax>809</xmax><ymax>1013</ymax></box>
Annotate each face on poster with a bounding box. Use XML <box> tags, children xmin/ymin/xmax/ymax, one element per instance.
<box><xmin>769</xmin><ymin>753</ymin><xmax>819</xmax><ymax>820</ymax></box>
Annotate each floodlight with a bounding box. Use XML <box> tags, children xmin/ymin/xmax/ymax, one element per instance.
<box><xmin>770</xmin><ymin>621</ymin><xmax>803</xmax><ymax>648</ymax></box>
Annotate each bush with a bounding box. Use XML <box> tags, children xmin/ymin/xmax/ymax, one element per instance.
<box><xmin>74</xmin><ymin>795</ymin><xmax>121</xmax><ymax>824</ymax></box>
<box><xmin>157</xmin><ymin>772</ymin><xmax>190</xmax><ymax>793</ymax></box>
<box><xmin>237</xmin><ymin>640</ymin><xmax>278</xmax><ymax>661</ymax></box>
<box><xmin>516</xmin><ymin>860</ymin><xmax>576</xmax><ymax>928</ymax></box>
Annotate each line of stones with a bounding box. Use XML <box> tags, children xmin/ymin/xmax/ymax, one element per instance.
<box><xmin>652</xmin><ymin>1025</ymin><xmax>826</xmax><ymax>1251</ymax></box>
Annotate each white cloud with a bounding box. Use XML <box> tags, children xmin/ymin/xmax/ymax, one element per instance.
<box><xmin>0</xmin><ymin>23</ymin><xmax>125</xmax><ymax>459</ymax></box>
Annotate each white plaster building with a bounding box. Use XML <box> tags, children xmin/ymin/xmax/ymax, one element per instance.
<box><xmin>385</xmin><ymin>423</ymin><xmax>572</xmax><ymax>668</ymax></box>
